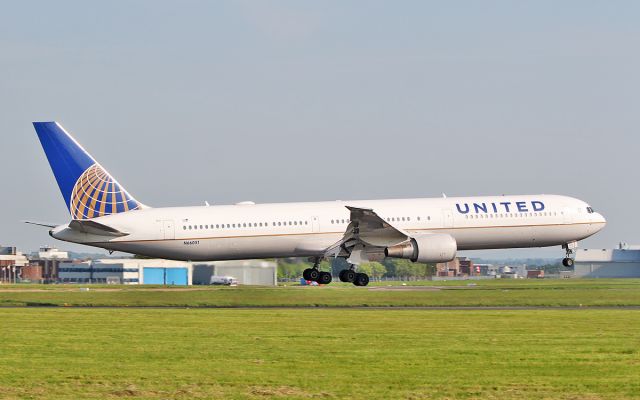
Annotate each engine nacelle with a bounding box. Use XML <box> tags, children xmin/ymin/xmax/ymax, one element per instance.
<box><xmin>384</xmin><ymin>233</ymin><xmax>457</xmax><ymax>263</ymax></box>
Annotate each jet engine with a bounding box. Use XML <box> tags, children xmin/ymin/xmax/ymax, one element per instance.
<box><xmin>384</xmin><ymin>233</ymin><xmax>457</xmax><ymax>263</ymax></box>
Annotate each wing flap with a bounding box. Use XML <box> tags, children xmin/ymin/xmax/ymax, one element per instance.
<box><xmin>345</xmin><ymin>206</ymin><xmax>409</xmax><ymax>247</ymax></box>
<box><xmin>324</xmin><ymin>206</ymin><xmax>410</xmax><ymax>260</ymax></box>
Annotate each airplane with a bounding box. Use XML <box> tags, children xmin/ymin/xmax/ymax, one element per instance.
<box><xmin>27</xmin><ymin>121</ymin><xmax>606</xmax><ymax>286</ymax></box>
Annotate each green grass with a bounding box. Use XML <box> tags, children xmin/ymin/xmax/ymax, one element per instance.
<box><xmin>0</xmin><ymin>308</ymin><xmax>639</xmax><ymax>399</ymax></box>
<box><xmin>0</xmin><ymin>279</ymin><xmax>639</xmax><ymax>307</ymax></box>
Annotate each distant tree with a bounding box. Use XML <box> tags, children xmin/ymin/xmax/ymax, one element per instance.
<box><xmin>368</xmin><ymin>262</ymin><xmax>387</xmax><ymax>279</ymax></box>
<box><xmin>318</xmin><ymin>260</ymin><xmax>332</xmax><ymax>273</ymax></box>
<box><xmin>392</xmin><ymin>259</ymin><xmax>434</xmax><ymax>279</ymax></box>
<box><xmin>382</xmin><ymin>259</ymin><xmax>397</xmax><ymax>277</ymax></box>
<box><xmin>394</xmin><ymin>259</ymin><xmax>419</xmax><ymax>279</ymax></box>
<box><xmin>277</xmin><ymin>261</ymin><xmax>309</xmax><ymax>280</ymax></box>
<box><xmin>330</xmin><ymin>257</ymin><xmax>350</xmax><ymax>276</ymax></box>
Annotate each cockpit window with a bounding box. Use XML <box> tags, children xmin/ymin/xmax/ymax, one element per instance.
<box><xmin>586</xmin><ymin>207</ymin><xmax>594</xmax><ymax>213</ymax></box>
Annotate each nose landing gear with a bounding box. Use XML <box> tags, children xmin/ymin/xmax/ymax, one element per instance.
<box><xmin>562</xmin><ymin>242</ymin><xmax>577</xmax><ymax>268</ymax></box>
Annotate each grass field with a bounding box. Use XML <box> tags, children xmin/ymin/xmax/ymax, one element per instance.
<box><xmin>1</xmin><ymin>279</ymin><xmax>639</xmax><ymax>307</ymax></box>
<box><xmin>1</xmin><ymin>308</ymin><xmax>639</xmax><ymax>399</ymax></box>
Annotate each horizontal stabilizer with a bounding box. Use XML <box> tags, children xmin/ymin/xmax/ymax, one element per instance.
<box><xmin>23</xmin><ymin>220</ymin><xmax>59</xmax><ymax>228</ymax></box>
<box><xmin>68</xmin><ymin>220</ymin><xmax>129</xmax><ymax>237</ymax></box>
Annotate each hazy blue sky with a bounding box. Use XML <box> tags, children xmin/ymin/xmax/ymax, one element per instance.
<box><xmin>1</xmin><ymin>1</ymin><xmax>638</xmax><ymax>257</ymax></box>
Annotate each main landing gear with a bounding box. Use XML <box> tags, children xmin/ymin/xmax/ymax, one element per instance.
<box><xmin>303</xmin><ymin>258</ymin><xmax>332</xmax><ymax>285</ymax></box>
<box><xmin>302</xmin><ymin>261</ymin><xmax>370</xmax><ymax>286</ymax></box>
<box><xmin>562</xmin><ymin>242</ymin><xmax>576</xmax><ymax>268</ymax></box>
<box><xmin>339</xmin><ymin>265</ymin><xmax>369</xmax><ymax>287</ymax></box>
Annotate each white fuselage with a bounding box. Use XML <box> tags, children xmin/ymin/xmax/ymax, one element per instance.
<box><xmin>51</xmin><ymin>194</ymin><xmax>606</xmax><ymax>261</ymax></box>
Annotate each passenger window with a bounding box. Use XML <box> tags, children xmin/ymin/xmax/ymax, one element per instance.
<box><xmin>183</xmin><ymin>226</ymin><xmax>186</xmax><ymax>230</ymax></box>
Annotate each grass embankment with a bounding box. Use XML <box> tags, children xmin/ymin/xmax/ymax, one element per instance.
<box><xmin>0</xmin><ymin>308</ymin><xmax>638</xmax><ymax>399</ymax></box>
<box><xmin>0</xmin><ymin>279</ymin><xmax>639</xmax><ymax>307</ymax></box>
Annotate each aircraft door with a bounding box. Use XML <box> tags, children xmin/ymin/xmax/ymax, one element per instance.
<box><xmin>443</xmin><ymin>209</ymin><xmax>454</xmax><ymax>228</ymax></box>
<box><xmin>311</xmin><ymin>216</ymin><xmax>320</xmax><ymax>233</ymax></box>
<box><xmin>161</xmin><ymin>220</ymin><xmax>175</xmax><ymax>240</ymax></box>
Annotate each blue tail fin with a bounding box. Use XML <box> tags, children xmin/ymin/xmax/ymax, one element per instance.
<box><xmin>33</xmin><ymin>122</ymin><xmax>145</xmax><ymax>220</ymax></box>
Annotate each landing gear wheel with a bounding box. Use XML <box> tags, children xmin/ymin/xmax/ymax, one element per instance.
<box><xmin>303</xmin><ymin>268</ymin><xmax>320</xmax><ymax>281</ymax></box>
<box><xmin>309</xmin><ymin>269</ymin><xmax>320</xmax><ymax>281</ymax></box>
<box><xmin>339</xmin><ymin>269</ymin><xmax>356</xmax><ymax>283</ymax></box>
<box><xmin>353</xmin><ymin>273</ymin><xmax>370</xmax><ymax>287</ymax></box>
<box><xmin>317</xmin><ymin>271</ymin><xmax>332</xmax><ymax>285</ymax></box>
<box><xmin>302</xmin><ymin>268</ymin><xmax>312</xmax><ymax>281</ymax></box>
<box><xmin>562</xmin><ymin>242</ymin><xmax>577</xmax><ymax>269</ymax></box>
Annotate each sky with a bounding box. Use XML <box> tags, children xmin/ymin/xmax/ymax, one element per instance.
<box><xmin>1</xmin><ymin>1</ymin><xmax>639</xmax><ymax>258</ymax></box>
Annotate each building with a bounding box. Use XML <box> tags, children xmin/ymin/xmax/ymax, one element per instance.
<box><xmin>527</xmin><ymin>270</ymin><xmax>545</xmax><ymax>279</ymax></box>
<box><xmin>20</xmin><ymin>264</ymin><xmax>44</xmax><ymax>282</ymax></box>
<box><xmin>0</xmin><ymin>246</ymin><xmax>29</xmax><ymax>283</ymax></box>
<box><xmin>59</xmin><ymin>259</ymin><xmax>192</xmax><ymax>285</ymax></box>
<box><xmin>436</xmin><ymin>257</ymin><xmax>476</xmax><ymax>277</ymax></box>
<box><xmin>192</xmin><ymin>260</ymin><xmax>278</xmax><ymax>286</ymax></box>
<box><xmin>29</xmin><ymin>246</ymin><xmax>70</xmax><ymax>282</ymax></box>
<box><xmin>474</xmin><ymin>263</ymin><xmax>495</xmax><ymax>276</ymax></box>
<box><xmin>574</xmin><ymin>244</ymin><xmax>640</xmax><ymax>278</ymax></box>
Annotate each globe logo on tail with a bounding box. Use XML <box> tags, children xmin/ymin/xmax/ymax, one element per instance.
<box><xmin>69</xmin><ymin>164</ymin><xmax>141</xmax><ymax>220</ymax></box>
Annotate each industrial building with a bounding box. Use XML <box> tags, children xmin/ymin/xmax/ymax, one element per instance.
<box><xmin>436</xmin><ymin>257</ymin><xmax>477</xmax><ymax>277</ymax></box>
<box><xmin>28</xmin><ymin>246</ymin><xmax>70</xmax><ymax>282</ymax></box>
<box><xmin>192</xmin><ymin>260</ymin><xmax>278</xmax><ymax>285</ymax></box>
<box><xmin>574</xmin><ymin>244</ymin><xmax>640</xmax><ymax>278</ymax></box>
<box><xmin>0</xmin><ymin>245</ymin><xmax>29</xmax><ymax>283</ymax></box>
<box><xmin>58</xmin><ymin>258</ymin><xmax>277</xmax><ymax>285</ymax></box>
<box><xmin>59</xmin><ymin>259</ymin><xmax>192</xmax><ymax>285</ymax></box>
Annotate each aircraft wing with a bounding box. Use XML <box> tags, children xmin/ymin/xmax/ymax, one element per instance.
<box><xmin>324</xmin><ymin>206</ymin><xmax>410</xmax><ymax>263</ymax></box>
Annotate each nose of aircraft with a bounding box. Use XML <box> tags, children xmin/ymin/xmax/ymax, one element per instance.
<box><xmin>593</xmin><ymin>212</ymin><xmax>607</xmax><ymax>230</ymax></box>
